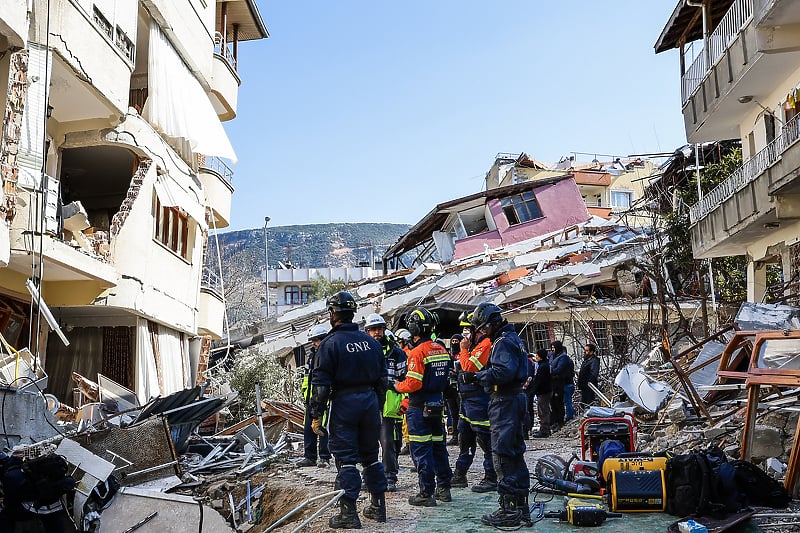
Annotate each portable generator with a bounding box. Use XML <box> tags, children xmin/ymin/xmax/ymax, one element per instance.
<box><xmin>607</xmin><ymin>469</ymin><xmax>666</xmax><ymax>512</ymax></box>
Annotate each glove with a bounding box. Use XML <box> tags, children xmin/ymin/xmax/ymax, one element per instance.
<box><xmin>398</xmin><ymin>397</ymin><xmax>409</xmax><ymax>416</ymax></box>
<box><xmin>459</xmin><ymin>372</ymin><xmax>478</xmax><ymax>385</ymax></box>
<box><xmin>311</xmin><ymin>418</ymin><xmax>327</xmax><ymax>437</ymax></box>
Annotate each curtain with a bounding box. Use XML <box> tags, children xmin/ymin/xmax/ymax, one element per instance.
<box><xmin>142</xmin><ymin>22</ymin><xmax>237</xmax><ymax>162</ymax></box>
<box><xmin>156</xmin><ymin>325</ymin><xmax>189</xmax><ymax>395</ymax></box>
<box><xmin>135</xmin><ymin>318</ymin><xmax>159</xmax><ymax>401</ymax></box>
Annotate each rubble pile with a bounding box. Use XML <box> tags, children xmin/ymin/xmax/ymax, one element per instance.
<box><xmin>0</xmin><ymin>366</ymin><xmax>316</xmax><ymax>532</ymax></box>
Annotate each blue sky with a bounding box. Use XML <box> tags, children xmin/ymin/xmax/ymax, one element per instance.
<box><xmin>223</xmin><ymin>1</ymin><xmax>686</xmax><ymax>232</ymax></box>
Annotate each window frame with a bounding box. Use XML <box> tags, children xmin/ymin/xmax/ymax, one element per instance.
<box><xmin>610</xmin><ymin>189</ymin><xmax>633</xmax><ymax>209</ymax></box>
<box><xmin>285</xmin><ymin>285</ymin><xmax>300</xmax><ymax>305</ymax></box>
<box><xmin>499</xmin><ymin>190</ymin><xmax>543</xmax><ymax>226</ymax></box>
<box><xmin>154</xmin><ymin>197</ymin><xmax>191</xmax><ymax>260</ymax></box>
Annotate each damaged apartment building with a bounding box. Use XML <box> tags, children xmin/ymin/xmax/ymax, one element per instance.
<box><xmin>240</xmin><ymin>153</ymin><xmax>700</xmax><ymax>381</ymax></box>
<box><xmin>0</xmin><ymin>0</ymin><xmax>267</xmax><ymax>413</ymax></box>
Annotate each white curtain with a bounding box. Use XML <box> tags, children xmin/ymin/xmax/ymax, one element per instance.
<box><xmin>157</xmin><ymin>325</ymin><xmax>189</xmax><ymax>394</ymax></box>
<box><xmin>142</xmin><ymin>23</ymin><xmax>237</xmax><ymax>162</ymax></box>
<box><xmin>135</xmin><ymin>318</ymin><xmax>160</xmax><ymax>401</ymax></box>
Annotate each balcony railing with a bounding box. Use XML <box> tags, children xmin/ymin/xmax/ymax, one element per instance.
<box><xmin>214</xmin><ymin>32</ymin><xmax>237</xmax><ymax>71</ymax></box>
<box><xmin>197</xmin><ymin>154</ymin><xmax>233</xmax><ymax>184</ymax></box>
<box><xmin>681</xmin><ymin>0</ymin><xmax>753</xmax><ymax>102</ymax></box>
<box><xmin>689</xmin><ymin>113</ymin><xmax>800</xmax><ymax>223</ymax></box>
<box><xmin>201</xmin><ymin>268</ymin><xmax>223</xmax><ymax>295</ymax></box>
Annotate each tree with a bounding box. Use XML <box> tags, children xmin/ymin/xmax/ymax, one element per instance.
<box><xmin>311</xmin><ymin>275</ymin><xmax>348</xmax><ymax>300</ymax></box>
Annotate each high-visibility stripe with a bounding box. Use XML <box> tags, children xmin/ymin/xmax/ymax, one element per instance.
<box><xmin>431</xmin><ymin>435</ymin><xmax>444</xmax><ymax>442</ymax></box>
<box><xmin>409</xmin><ymin>434</ymin><xmax>433</xmax><ymax>442</ymax></box>
<box><xmin>407</xmin><ymin>371</ymin><xmax>423</xmax><ymax>381</ymax></box>
<box><xmin>423</xmin><ymin>354</ymin><xmax>451</xmax><ymax>364</ymax></box>
<box><xmin>458</xmin><ymin>413</ymin><xmax>490</xmax><ymax>427</ymax></box>
<box><xmin>469</xmin><ymin>356</ymin><xmax>484</xmax><ymax>370</ymax></box>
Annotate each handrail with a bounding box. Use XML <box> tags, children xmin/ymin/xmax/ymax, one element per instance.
<box><xmin>198</xmin><ymin>155</ymin><xmax>234</xmax><ymax>184</ymax></box>
<box><xmin>689</xmin><ymin>113</ymin><xmax>800</xmax><ymax>224</ymax></box>
<box><xmin>681</xmin><ymin>0</ymin><xmax>753</xmax><ymax>102</ymax></box>
<box><xmin>202</xmin><ymin>268</ymin><xmax>223</xmax><ymax>294</ymax></box>
<box><xmin>214</xmin><ymin>31</ymin><xmax>237</xmax><ymax>71</ymax></box>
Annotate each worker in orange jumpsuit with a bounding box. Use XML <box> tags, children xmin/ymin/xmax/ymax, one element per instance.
<box><xmin>393</xmin><ymin>307</ymin><xmax>453</xmax><ymax>506</ymax></box>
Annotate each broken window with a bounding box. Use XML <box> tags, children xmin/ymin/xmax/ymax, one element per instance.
<box><xmin>499</xmin><ymin>191</ymin><xmax>542</xmax><ymax>225</ymax></box>
<box><xmin>154</xmin><ymin>197</ymin><xmax>189</xmax><ymax>259</ymax></box>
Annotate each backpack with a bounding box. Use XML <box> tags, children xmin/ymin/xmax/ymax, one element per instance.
<box><xmin>726</xmin><ymin>460</ymin><xmax>790</xmax><ymax>509</ymax></box>
<box><xmin>665</xmin><ymin>447</ymin><xmax>729</xmax><ymax>518</ymax></box>
<box><xmin>19</xmin><ymin>454</ymin><xmax>76</xmax><ymax>507</ymax></box>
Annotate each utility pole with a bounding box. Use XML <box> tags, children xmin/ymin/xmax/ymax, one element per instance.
<box><xmin>264</xmin><ymin>216</ymin><xmax>270</xmax><ymax>318</ymax></box>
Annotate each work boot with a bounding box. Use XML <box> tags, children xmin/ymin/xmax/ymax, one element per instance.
<box><xmin>481</xmin><ymin>495</ymin><xmax>522</xmax><ymax>527</ymax></box>
<box><xmin>329</xmin><ymin>497</ymin><xmax>361</xmax><ymax>529</ymax></box>
<box><xmin>471</xmin><ymin>475</ymin><xmax>498</xmax><ymax>493</ymax></box>
<box><xmin>362</xmin><ymin>493</ymin><xmax>386</xmax><ymax>522</ymax></box>
<box><xmin>434</xmin><ymin>487</ymin><xmax>452</xmax><ymax>502</ymax></box>
<box><xmin>450</xmin><ymin>469</ymin><xmax>468</xmax><ymax>488</ymax></box>
<box><xmin>317</xmin><ymin>458</ymin><xmax>331</xmax><ymax>468</ymax></box>
<box><xmin>531</xmin><ymin>430</ymin><xmax>550</xmax><ymax>438</ymax></box>
<box><xmin>296</xmin><ymin>457</ymin><xmax>316</xmax><ymax>467</ymax></box>
<box><xmin>408</xmin><ymin>492</ymin><xmax>436</xmax><ymax>507</ymax></box>
<box><xmin>517</xmin><ymin>493</ymin><xmax>532</xmax><ymax>526</ymax></box>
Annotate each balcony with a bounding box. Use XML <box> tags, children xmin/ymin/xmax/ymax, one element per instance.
<box><xmin>688</xmin><ymin>113</ymin><xmax>800</xmax><ymax>258</ymax></box>
<box><xmin>197</xmin><ymin>155</ymin><xmax>234</xmax><ymax>229</ymax></box>
<box><xmin>198</xmin><ymin>269</ymin><xmax>225</xmax><ymax>339</ymax></box>
<box><xmin>210</xmin><ymin>33</ymin><xmax>242</xmax><ymax>121</ymax></box>
<box><xmin>0</xmin><ymin>0</ymin><xmax>28</xmax><ymax>49</ymax></box>
<box><xmin>677</xmin><ymin>0</ymin><xmax>800</xmax><ymax>143</ymax></box>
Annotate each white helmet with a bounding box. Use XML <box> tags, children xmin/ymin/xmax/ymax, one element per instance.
<box><xmin>308</xmin><ymin>324</ymin><xmax>329</xmax><ymax>341</ymax></box>
<box><xmin>395</xmin><ymin>328</ymin><xmax>412</xmax><ymax>342</ymax></box>
<box><xmin>364</xmin><ymin>313</ymin><xmax>387</xmax><ymax>330</ymax></box>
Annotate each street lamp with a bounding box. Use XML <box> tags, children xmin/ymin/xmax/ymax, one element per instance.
<box><xmin>264</xmin><ymin>216</ymin><xmax>270</xmax><ymax>318</ymax></box>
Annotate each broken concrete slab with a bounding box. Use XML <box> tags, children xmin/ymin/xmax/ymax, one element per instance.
<box><xmin>751</xmin><ymin>424</ymin><xmax>784</xmax><ymax>461</ymax></box>
<box><xmin>98</xmin><ymin>487</ymin><xmax>232</xmax><ymax>532</ymax></box>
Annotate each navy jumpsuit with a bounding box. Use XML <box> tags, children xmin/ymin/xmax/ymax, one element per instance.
<box><xmin>311</xmin><ymin>322</ymin><xmax>388</xmax><ymax>500</ymax></box>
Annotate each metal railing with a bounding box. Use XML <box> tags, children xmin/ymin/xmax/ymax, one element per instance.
<box><xmin>201</xmin><ymin>268</ymin><xmax>223</xmax><ymax>295</ymax></box>
<box><xmin>690</xmin><ymin>113</ymin><xmax>800</xmax><ymax>223</ymax></box>
<box><xmin>681</xmin><ymin>0</ymin><xmax>753</xmax><ymax>102</ymax></box>
<box><xmin>214</xmin><ymin>32</ymin><xmax>237</xmax><ymax>71</ymax></box>
<box><xmin>198</xmin><ymin>155</ymin><xmax>234</xmax><ymax>184</ymax></box>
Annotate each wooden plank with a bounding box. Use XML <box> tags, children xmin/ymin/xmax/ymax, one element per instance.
<box><xmin>785</xmin><ymin>411</ymin><xmax>800</xmax><ymax>495</ymax></box>
<box><xmin>740</xmin><ymin>384</ymin><xmax>760</xmax><ymax>462</ymax></box>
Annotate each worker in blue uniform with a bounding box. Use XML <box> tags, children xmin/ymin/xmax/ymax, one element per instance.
<box><xmin>461</xmin><ymin>302</ymin><xmax>531</xmax><ymax>527</ymax></box>
<box><xmin>394</xmin><ymin>307</ymin><xmax>453</xmax><ymax>507</ymax></box>
<box><xmin>309</xmin><ymin>291</ymin><xmax>388</xmax><ymax>528</ymax></box>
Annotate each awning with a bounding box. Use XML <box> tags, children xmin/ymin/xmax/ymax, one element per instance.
<box><xmin>143</xmin><ymin>23</ymin><xmax>237</xmax><ymax>162</ymax></box>
<box><xmin>154</xmin><ymin>174</ymin><xmax>208</xmax><ymax>229</ymax></box>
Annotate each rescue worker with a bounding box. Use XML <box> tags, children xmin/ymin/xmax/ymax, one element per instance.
<box><xmin>529</xmin><ymin>348</ymin><xmax>553</xmax><ymax>438</ymax></box>
<box><xmin>452</xmin><ymin>311</ymin><xmax>497</xmax><ymax>493</ymax></box>
<box><xmin>298</xmin><ymin>324</ymin><xmax>332</xmax><ymax>468</ymax></box>
<box><xmin>461</xmin><ymin>302</ymin><xmax>531</xmax><ymax>527</ymax></box>
<box><xmin>395</xmin><ymin>328</ymin><xmax>413</xmax><ymax>456</ymax></box>
<box><xmin>364</xmin><ymin>313</ymin><xmax>407</xmax><ymax>492</ymax></box>
<box><xmin>444</xmin><ymin>334</ymin><xmax>461</xmax><ymax>446</ymax></box>
<box><xmin>309</xmin><ymin>291</ymin><xmax>388</xmax><ymax>528</ymax></box>
<box><xmin>393</xmin><ymin>307</ymin><xmax>453</xmax><ymax>506</ymax></box>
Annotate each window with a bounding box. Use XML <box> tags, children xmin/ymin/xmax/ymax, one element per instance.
<box><xmin>155</xmin><ymin>198</ymin><xmax>190</xmax><ymax>259</ymax></box>
<box><xmin>285</xmin><ymin>286</ymin><xmax>300</xmax><ymax>305</ymax></box>
<box><xmin>610</xmin><ymin>190</ymin><xmax>633</xmax><ymax>209</ymax></box>
<box><xmin>500</xmin><ymin>191</ymin><xmax>542</xmax><ymax>225</ymax></box>
<box><xmin>300</xmin><ymin>285</ymin><xmax>313</xmax><ymax>304</ymax></box>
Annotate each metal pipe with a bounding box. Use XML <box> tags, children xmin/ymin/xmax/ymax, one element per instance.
<box><xmin>255</xmin><ymin>383</ymin><xmax>267</xmax><ymax>450</ymax></box>
<box><xmin>264</xmin><ymin>489</ymin><xmax>345</xmax><ymax>532</ymax></box>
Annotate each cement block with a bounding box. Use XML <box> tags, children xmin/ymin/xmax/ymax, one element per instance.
<box><xmin>751</xmin><ymin>425</ymin><xmax>783</xmax><ymax>460</ymax></box>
